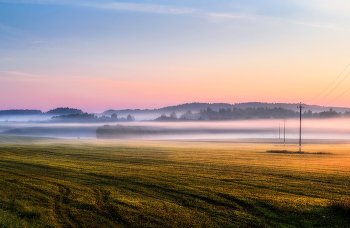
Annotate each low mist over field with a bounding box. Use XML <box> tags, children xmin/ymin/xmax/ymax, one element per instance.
<box><xmin>1</xmin><ymin>118</ymin><xmax>350</xmax><ymax>140</ymax></box>
<box><xmin>1</xmin><ymin>102</ymin><xmax>350</xmax><ymax>140</ymax></box>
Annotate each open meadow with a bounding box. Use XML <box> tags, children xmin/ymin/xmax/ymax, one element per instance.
<box><xmin>0</xmin><ymin>135</ymin><xmax>349</xmax><ymax>227</ymax></box>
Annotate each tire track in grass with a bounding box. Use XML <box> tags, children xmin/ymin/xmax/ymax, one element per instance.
<box><xmin>92</xmin><ymin>187</ymin><xmax>129</xmax><ymax>226</ymax></box>
<box><xmin>53</xmin><ymin>183</ymin><xmax>130</xmax><ymax>227</ymax></box>
<box><xmin>54</xmin><ymin>184</ymin><xmax>82</xmax><ymax>228</ymax></box>
<box><xmin>0</xmin><ymin>163</ymin><xmax>127</xmax><ymax>226</ymax></box>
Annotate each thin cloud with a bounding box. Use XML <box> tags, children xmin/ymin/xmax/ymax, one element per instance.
<box><xmin>0</xmin><ymin>71</ymin><xmax>40</xmax><ymax>78</ymax></box>
<box><xmin>0</xmin><ymin>0</ymin><xmax>67</xmax><ymax>4</ymax></box>
<box><xmin>0</xmin><ymin>71</ymin><xmax>42</xmax><ymax>83</ymax></box>
<box><xmin>0</xmin><ymin>0</ymin><xmax>196</xmax><ymax>15</ymax></box>
<box><xmin>288</xmin><ymin>20</ymin><xmax>350</xmax><ymax>32</ymax></box>
<box><xmin>208</xmin><ymin>13</ymin><xmax>251</xmax><ymax>20</ymax></box>
<box><xmin>94</xmin><ymin>2</ymin><xmax>196</xmax><ymax>14</ymax></box>
<box><xmin>0</xmin><ymin>24</ymin><xmax>26</xmax><ymax>36</ymax></box>
<box><xmin>2</xmin><ymin>0</ymin><xmax>349</xmax><ymax>32</ymax></box>
<box><xmin>0</xmin><ymin>58</ymin><xmax>16</xmax><ymax>62</ymax></box>
<box><xmin>208</xmin><ymin>11</ymin><xmax>350</xmax><ymax>33</ymax></box>
<box><xmin>32</xmin><ymin>40</ymin><xmax>46</xmax><ymax>44</ymax></box>
<box><xmin>291</xmin><ymin>0</ymin><xmax>350</xmax><ymax>14</ymax></box>
<box><xmin>266</xmin><ymin>14</ymin><xmax>350</xmax><ymax>32</ymax></box>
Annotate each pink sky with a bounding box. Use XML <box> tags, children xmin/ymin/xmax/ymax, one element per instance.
<box><xmin>2</xmin><ymin>1</ymin><xmax>350</xmax><ymax>112</ymax></box>
<box><xmin>1</xmin><ymin>65</ymin><xmax>350</xmax><ymax>113</ymax></box>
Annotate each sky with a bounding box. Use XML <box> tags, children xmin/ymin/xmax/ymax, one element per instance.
<box><xmin>1</xmin><ymin>0</ymin><xmax>350</xmax><ymax>112</ymax></box>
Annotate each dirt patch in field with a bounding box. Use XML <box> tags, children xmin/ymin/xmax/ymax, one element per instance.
<box><xmin>266</xmin><ymin>150</ymin><xmax>332</xmax><ymax>155</ymax></box>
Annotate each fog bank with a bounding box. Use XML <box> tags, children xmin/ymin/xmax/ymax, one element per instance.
<box><xmin>0</xmin><ymin>118</ymin><xmax>350</xmax><ymax>140</ymax></box>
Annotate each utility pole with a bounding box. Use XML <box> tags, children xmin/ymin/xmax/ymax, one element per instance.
<box><xmin>297</xmin><ymin>102</ymin><xmax>304</xmax><ymax>152</ymax></box>
<box><xmin>279</xmin><ymin>124</ymin><xmax>280</xmax><ymax>140</ymax></box>
<box><xmin>283</xmin><ymin>120</ymin><xmax>286</xmax><ymax>146</ymax></box>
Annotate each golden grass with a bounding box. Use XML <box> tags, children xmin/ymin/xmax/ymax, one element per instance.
<box><xmin>0</xmin><ymin>137</ymin><xmax>349</xmax><ymax>227</ymax></box>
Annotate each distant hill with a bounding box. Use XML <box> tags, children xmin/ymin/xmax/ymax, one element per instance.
<box><xmin>50</xmin><ymin>113</ymin><xmax>135</xmax><ymax>123</ymax></box>
<box><xmin>1</xmin><ymin>103</ymin><xmax>350</xmax><ymax>121</ymax></box>
<box><xmin>0</xmin><ymin>107</ymin><xmax>83</xmax><ymax>116</ymax></box>
<box><xmin>103</xmin><ymin>103</ymin><xmax>234</xmax><ymax>116</ymax></box>
<box><xmin>233</xmin><ymin>102</ymin><xmax>350</xmax><ymax>113</ymax></box>
<box><xmin>0</xmin><ymin>109</ymin><xmax>42</xmax><ymax>115</ymax></box>
<box><xmin>46</xmin><ymin>107</ymin><xmax>83</xmax><ymax>115</ymax></box>
<box><xmin>103</xmin><ymin>102</ymin><xmax>350</xmax><ymax>117</ymax></box>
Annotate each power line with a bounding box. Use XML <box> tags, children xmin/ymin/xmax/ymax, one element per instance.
<box><xmin>325</xmin><ymin>87</ymin><xmax>350</xmax><ymax>106</ymax></box>
<box><xmin>307</xmin><ymin>63</ymin><xmax>350</xmax><ymax>103</ymax></box>
<box><xmin>316</xmin><ymin>71</ymin><xmax>350</xmax><ymax>105</ymax></box>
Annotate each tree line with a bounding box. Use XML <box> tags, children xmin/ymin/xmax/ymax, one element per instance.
<box><xmin>155</xmin><ymin>107</ymin><xmax>348</xmax><ymax>121</ymax></box>
<box><xmin>51</xmin><ymin>113</ymin><xmax>135</xmax><ymax>123</ymax></box>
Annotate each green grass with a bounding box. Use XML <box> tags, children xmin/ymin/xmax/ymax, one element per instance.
<box><xmin>0</xmin><ymin>137</ymin><xmax>349</xmax><ymax>227</ymax></box>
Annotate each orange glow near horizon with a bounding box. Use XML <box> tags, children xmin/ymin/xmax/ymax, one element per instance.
<box><xmin>2</xmin><ymin>1</ymin><xmax>350</xmax><ymax>112</ymax></box>
<box><xmin>1</xmin><ymin>62</ymin><xmax>350</xmax><ymax>112</ymax></box>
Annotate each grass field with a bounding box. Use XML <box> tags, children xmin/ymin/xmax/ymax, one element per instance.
<box><xmin>0</xmin><ymin>136</ymin><xmax>349</xmax><ymax>227</ymax></box>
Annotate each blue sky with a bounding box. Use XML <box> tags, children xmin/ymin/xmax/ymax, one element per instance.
<box><xmin>1</xmin><ymin>1</ymin><xmax>350</xmax><ymax>111</ymax></box>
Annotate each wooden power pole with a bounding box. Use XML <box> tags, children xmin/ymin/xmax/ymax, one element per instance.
<box><xmin>283</xmin><ymin>120</ymin><xmax>286</xmax><ymax>146</ymax></box>
<box><xmin>297</xmin><ymin>102</ymin><xmax>304</xmax><ymax>152</ymax></box>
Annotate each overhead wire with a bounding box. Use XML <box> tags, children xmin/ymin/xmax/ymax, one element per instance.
<box><xmin>306</xmin><ymin>63</ymin><xmax>350</xmax><ymax>103</ymax></box>
<box><xmin>315</xmin><ymin>70</ymin><xmax>350</xmax><ymax>105</ymax></box>
<box><xmin>325</xmin><ymin>87</ymin><xmax>350</xmax><ymax>106</ymax></box>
